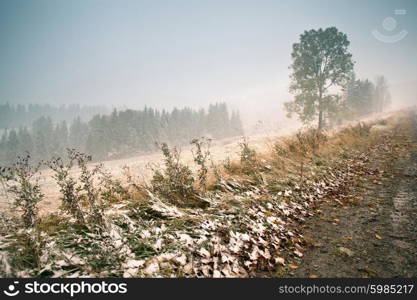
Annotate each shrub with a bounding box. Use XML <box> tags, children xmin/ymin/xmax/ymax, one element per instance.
<box><xmin>239</xmin><ymin>138</ymin><xmax>257</xmax><ymax>168</ymax></box>
<box><xmin>286</xmin><ymin>128</ymin><xmax>327</xmax><ymax>156</ymax></box>
<box><xmin>98</xmin><ymin>169</ymin><xmax>129</xmax><ymax>204</ymax></box>
<box><xmin>6</xmin><ymin>154</ymin><xmax>43</xmax><ymax>228</ymax></box>
<box><xmin>47</xmin><ymin>149</ymin><xmax>105</xmax><ymax>227</ymax></box>
<box><xmin>298</xmin><ymin>129</ymin><xmax>327</xmax><ymax>154</ymax></box>
<box><xmin>190</xmin><ymin>138</ymin><xmax>212</xmax><ymax>190</ymax></box>
<box><xmin>272</xmin><ymin>142</ymin><xmax>288</xmax><ymax>169</ymax></box>
<box><xmin>273</xmin><ymin>142</ymin><xmax>288</xmax><ymax>157</ymax></box>
<box><xmin>238</xmin><ymin>138</ymin><xmax>262</xmax><ymax>178</ymax></box>
<box><xmin>210</xmin><ymin>159</ymin><xmax>222</xmax><ymax>187</ymax></box>
<box><xmin>6</xmin><ymin>229</ymin><xmax>44</xmax><ymax>274</ymax></box>
<box><xmin>0</xmin><ymin>166</ymin><xmax>12</xmax><ymax>201</ymax></box>
<box><xmin>341</xmin><ymin>122</ymin><xmax>371</xmax><ymax>138</ymax></box>
<box><xmin>47</xmin><ymin>155</ymin><xmax>85</xmax><ymax>225</ymax></box>
<box><xmin>151</xmin><ymin>143</ymin><xmax>199</xmax><ymax>206</ymax></box>
<box><xmin>1</xmin><ymin>156</ymin><xmax>45</xmax><ymax>275</ymax></box>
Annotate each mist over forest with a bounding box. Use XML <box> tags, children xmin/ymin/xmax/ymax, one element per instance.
<box><xmin>0</xmin><ymin>103</ymin><xmax>108</xmax><ymax>129</ymax></box>
<box><xmin>0</xmin><ymin>102</ymin><xmax>243</xmax><ymax>164</ymax></box>
<box><xmin>0</xmin><ymin>67</ymin><xmax>390</xmax><ymax>166</ymax></box>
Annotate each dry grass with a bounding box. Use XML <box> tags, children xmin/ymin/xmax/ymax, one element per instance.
<box><xmin>0</xmin><ymin>109</ymin><xmax>409</xmax><ymax>278</ymax></box>
<box><xmin>213</xmin><ymin>112</ymin><xmax>401</xmax><ymax>195</ymax></box>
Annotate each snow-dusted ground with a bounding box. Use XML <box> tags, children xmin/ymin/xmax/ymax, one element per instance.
<box><xmin>0</xmin><ymin>111</ymin><xmax>394</xmax><ymax>215</ymax></box>
<box><xmin>0</xmin><ymin>124</ymin><xmax>298</xmax><ymax>215</ymax></box>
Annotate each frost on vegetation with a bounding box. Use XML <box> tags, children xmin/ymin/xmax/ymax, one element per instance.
<box><xmin>0</xmin><ymin>120</ymin><xmax>383</xmax><ymax>278</ymax></box>
<box><xmin>0</xmin><ymin>156</ymin><xmax>359</xmax><ymax>277</ymax></box>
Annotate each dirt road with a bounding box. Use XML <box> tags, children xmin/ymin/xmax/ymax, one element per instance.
<box><xmin>283</xmin><ymin>111</ymin><xmax>417</xmax><ymax>278</ymax></box>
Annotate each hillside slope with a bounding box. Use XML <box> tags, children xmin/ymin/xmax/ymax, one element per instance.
<box><xmin>0</xmin><ymin>110</ymin><xmax>415</xmax><ymax>278</ymax></box>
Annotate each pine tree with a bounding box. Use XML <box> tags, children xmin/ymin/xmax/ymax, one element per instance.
<box><xmin>374</xmin><ymin>76</ymin><xmax>391</xmax><ymax>113</ymax></box>
<box><xmin>69</xmin><ymin>117</ymin><xmax>88</xmax><ymax>151</ymax></box>
<box><xmin>17</xmin><ymin>127</ymin><xmax>34</xmax><ymax>157</ymax></box>
<box><xmin>345</xmin><ymin>76</ymin><xmax>377</xmax><ymax>118</ymax></box>
<box><xmin>230</xmin><ymin>110</ymin><xmax>244</xmax><ymax>136</ymax></box>
<box><xmin>6</xmin><ymin>129</ymin><xmax>19</xmax><ymax>163</ymax></box>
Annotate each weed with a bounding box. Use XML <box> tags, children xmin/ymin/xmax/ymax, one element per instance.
<box><xmin>47</xmin><ymin>155</ymin><xmax>85</xmax><ymax>225</ymax></box>
<box><xmin>190</xmin><ymin>137</ymin><xmax>212</xmax><ymax>190</ymax></box>
<box><xmin>8</xmin><ymin>232</ymin><xmax>42</xmax><ymax>274</ymax></box>
<box><xmin>294</xmin><ymin>129</ymin><xmax>327</xmax><ymax>155</ymax></box>
<box><xmin>239</xmin><ymin>138</ymin><xmax>258</xmax><ymax>169</ymax></box>
<box><xmin>151</xmin><ymin>143</ymin><xmax>200</xmax><ymax>207</ymax></box>
<box><xmin>0</xmin><ymin>215</ymin><xmax>44</xmax><ymax>276</ymax></box>
<box><xmin>98</xmin><ymin>168</ymin><xmax>129</xmax><ymax>204</ymax></box>
<box><xmin>6</xmin><ymin>154</ymin><xmax>43</xmax><ymax>228</ymax></box>
<box><xmin>47</xmin><ymin>149</ymin><xmax>106</xmax><ymax>227</ymax></box>
<box><xmin>223</xmin><ymin>157</ymin><xmax>234</xmax><ymax>173</ymax></box>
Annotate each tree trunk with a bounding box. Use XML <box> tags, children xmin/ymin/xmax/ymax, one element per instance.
<box><xmin>318</xmin><ymin>87</ymin><xmax>324</xmax><ymax>130</ymax></box>
<box><xmin>318</xmin><ymin>109</ymin><xmax>323</xmax><ymax>130</ymax></box>
<box><xmin>318</xmin><ymin>92</ymin><xmax>323</xmax><ymax>130</ymax></box>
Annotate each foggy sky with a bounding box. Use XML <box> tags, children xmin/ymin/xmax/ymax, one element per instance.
<box><xmin>0</xmin><ymin>0</ymin><xmax>416</xmax><ymax>121</ymax></box>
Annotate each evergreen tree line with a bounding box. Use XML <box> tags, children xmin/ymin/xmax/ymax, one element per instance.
<box><xmin>343</xmin><ymin>75</ymin><xmax>391</xmax><ymax>119</ymax></box>
<box><xmin>329</xmin><ymin>74</ymin><xmax>391</xmax><ymax>126</ymax></box>
<box><xmin>0</xmin><ymin>102</ymin><xmax>243</xmax><ymax>165</ymax></box>
<box><xmin>0</xmin><ymin>103</ymin><xmax>108</xmax><ymax>129</ymax></box>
